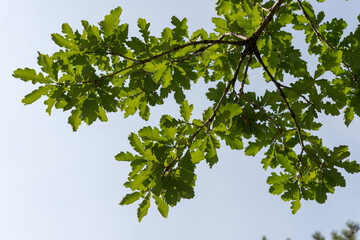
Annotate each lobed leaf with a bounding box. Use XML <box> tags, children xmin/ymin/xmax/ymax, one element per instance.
<box><xmin>137</xmin><ymin>193</ymin><xmax>151</xmax><ymax>222</ymax></box>
<box><xmin>128</xmin><ymin>133</ymin><xmax>145</xmax><ymax>154</ymax></box>
<box><xmin>51</xmin><ymin>33</ymin><xmax>78</xmax><ymax>50</ymax></box>
<box><xmin>119</xmin><ymin>192</ymin><xmax>142</xmax><ymax>205</ymax></box>
<box><xmin>180</xmin><ymin>100</ymin><xmax>194</xmax><ymax>122</ymax></box>
<box><xmin>22</xmin><ymin>85</ymin><xmax>52</xmax><ymax>105</ymax></box>
<box><xmin>100</xmin><ymin>6</ymin><xmax>122</xmax><ymax>37</ymax></box>
<box><xmin>13</xmin><ymin>68</ymin><xmax>53</xmax><ymax>84</ymax></box>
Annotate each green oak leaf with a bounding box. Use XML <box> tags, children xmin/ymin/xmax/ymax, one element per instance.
<box><xmin>22</xmin><ymin>85</ymin><xmax>52</xmax><ymax>105</ymax></box>
<box><xmin>128</xmin><ymin>133</ymin><xmax>145</xmax><ymax>155</ymax></box>
<box><xmin>68</xmin><ymin>109</ymin><xmax>82</xmax><ymax>132</ymax></box>
<box><xmin>81</xmin><ymin>97</ymin><xmax>99</xmax><ymax>125</ymax></box>
<box><xmin>115</xmin><ymin>151</ymin><xmax>139</xmax><ymax>162</ymax></box>
<box><xmin>138</xmin><ymin>126</ymin><xmax>166</xmax><ymax>142</ymax></box>
<box><xmin>315</xmin><ymin>184</ymin><xmax>328</xmax><ymax>204</ymax></box>
<box><xmin>51</xmin><ymin>33</ymin><xmax>79</xmax><ymax>50</ymax></box>
<box><xmin>119</xmin><ymin>192</ymin><xmax>142</xmax><ymax>205</ymax></box>
<box><xmin>15</xmin><ymin>1</ymin><xmax>360</xmax><ymax>220</ymax></box>
<box><xmin>245</xmin><ymin>141</ymin><xmax>264</xmax><ymax>156</ymax></box>
<box><xmin>290</xmin><ymin>191</ymin><xmax>301</xmax><ymax>214</ymax></box>
<box><xmin>13</xmin><ymin>68</ymin><xmax>53</xmax><ymax>84</ymax></box>
<box><xmin>180</xmin><ymin>100</ymin><xmax>194</xmax><ymax>122</ymax></box>
<box><xmin>154</xmin><ymin>195</ymin><xmax>169</xmax><ymax>218</ymax></box>
<box><xmin>137</xmin><ymin>193</ymin><xmax>151</xmax><ymax>222</ymax></box>
<box><xmin>100</xmin><ymin>6</ymin><xmax>122</xmax><ymax>37</ymax></box>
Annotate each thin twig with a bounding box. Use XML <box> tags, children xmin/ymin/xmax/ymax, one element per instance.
<box><xmin>216</xmin><ymin>0</ymin><xmax>224</xmax><ymax>7</ymax></box>
<box><xmin>296</xmin><ymin>0</ymin><xmax>358</xmax><ymax>82</ymax></box>
<box><xmin>188</xmin><ymin>0</ymin><xmax>285</xmax><ymax>145</ymax></box>
<box><xmin>176</xmin><ymin>32</ymin><xmax>248</xmax><ymax>62</ymax></box>
<box><xmin>252</xmin><ymin>0</ymin><xmax>285</xmax><ymax>40</ymax></box>
<box><xmin>241</xmin><ymin>94</ymin><xmax>280</xmax><ymax>128</ymax></box>
<box><xmin>258</xmin><ymin>3</ymin><xmax>270</xmax><ymax>12</ymax></box>
<box><xmin>83</xmin><ymin>35</ymin><xmax>247</xmax><ymax>84</ymax></box>
<box><xmin>304</xmin><ymin>146</ymin><xmax>323</xmax><ymax>166</ymax></box>
<box><xmin>84</xmin><ymin>50</ymin><xmax>138</xmax><ymax>62</ymax></box>
<box><xmin>84</xmin><ymin>0</ymin><xmax>284</xmax><ymax>86</ymax></box>
<box><xmin>277</xmin><ymin>82</ymin><xmax>313</xmax><ymax>105</ymax></box>
<box><xmin>297</xmin><ymin>148</ymin><xmax>304</xmax><ymax>178</ymax></box>
<box><xmin>189</xmin><ymin>48</ymin><xmax>250</xmax><ymax>144</ymax></box>
<box><xmin>221</xmin><ymin>32</ymin><xmax>248</xmax><ymax>41</ymax></box>
<box><xmin>174</xmin><ymin>44</ymin><xmax>211</xmax><ymax>63</ymax></box>
<box><xmin>237</xmin><ymin>53</ymin><xmax>253</xmax><ymax>103</ymax></box>
<box><xmin>254</xmin><ymin>46</ymin><xmax>305</xmax><ymax>175</ymax></box>
<box><xmin>297</xmin><ymin>0</ymin><xmax>332</xmax><ymax>48</ymax></box>
<box><xmin>108</xmin><ymin>51</ymin><xmax>139</xmax><ymax>62</ymax></box>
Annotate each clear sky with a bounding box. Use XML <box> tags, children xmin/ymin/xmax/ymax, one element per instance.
<box><xmin>1</xmin><ymin>0</ymin><xmax>359</xmax><ymax>239</ymax></box>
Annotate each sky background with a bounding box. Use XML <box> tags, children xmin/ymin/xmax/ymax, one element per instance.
<box><xmin>1</xmin><ymin>0</ymin><xmax>360</xmax><ymax>239</ymax></box>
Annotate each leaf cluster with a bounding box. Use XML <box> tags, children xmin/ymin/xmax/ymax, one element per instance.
<box><xmin>14</xmin><ymin>0</ymin><xmax>360</xmax><ymax>220</ymax></box>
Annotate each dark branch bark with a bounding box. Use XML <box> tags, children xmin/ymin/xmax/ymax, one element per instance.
<box><xmin>252</xmin><ymin>0</ymin><xmax>285</xmax><ymax>40</ymax></box>
<box><xmin>277</xmin><ymin>82</ymin><xmax>313</xmax><ymax>105</ymax></box>
<box><xmin>254</xmin><ymin>46</ymin><xmax>305</xmax><ymax>175</ymax></box>
<box><xmin>296</xmin><ymin>0</ymin><xmax>358</xmax><ymax>82</ymax></box>
<box><xmin>86</xmin><ymin>34</ymin><xmax>247</xmax><ymax>84</ymax></box>
<box><xmin>83</xmin><ymin>0</ymin><xmax>285</xmax><ymax>86</ymax></box>
<box><xmin>189</xmin><ymin>47</ymin><xmax>250</xmax><ymax>144</ymax></box>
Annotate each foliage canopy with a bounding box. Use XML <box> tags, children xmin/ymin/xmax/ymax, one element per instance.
<box><xmin>14</xmin><ymin>0</ymin><xmax>360</xmax><ymax>221</ymax></box>
<box><xmin>263</xmin><ymin>221</ymin><xmax>359</xmax><ymax>240</ymax></box>
<box><xmin>313</xmin><ymin>221</ymin><xmax>359</xmax><ymax>240</ymax></box>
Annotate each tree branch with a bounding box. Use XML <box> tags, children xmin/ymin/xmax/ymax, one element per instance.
<box><xmin>258</xmin><ymin>3</ymin><xmax>270</xmax><ymax>12</ymax></box>
<box><xmin>189</xmin><ymin>47</ymin><xmax>250</xmax><ymax>144</ymax></box>
<box><xmin>241</xmin><ymin>94</ymin><xmax>280</xmax><ymax>129</ymax></box>
<box><xmin>254</xmin><ymin>46</ymin><xmax>305</xmax><ymax>175</ymax></box>
<box><xmin>93</xmin><ymin>0</ymin><xmax>283</xmax><ymax>86</ymax></box>
<box><xmin>252</xmin><ymin>0</ymin><xmax>285</xmax><ymax>40</ymax></box>
<box><xmin>237</xmin><ymin>53</ymin><xmax>252</xmax><ymax>103</ymax></box>
<box><xmin>174</xmin><ymin>32</ymin><xmax>248</xmax><ymax>62</ymax></box>
<box><xmin>108</xmin><ymin>51</ymin><xmax>139</xmax><ymax>62</ymax></box>
<box><xmin>296</xmin><ymin>0</ymin><xmax>358</xmax><ymax>82</ymax></box>
<box><xmin>84</xmin><ymin>0</ymin><xmax>284</xmax><ymax>86</ymax></box>
<box><xmin>85</xmin><ymin>50</ymin><xmax>139</xmax><ymax>62</ymax></box>
<box><xmin>83</xmin><ymin>34</ymin><xmax>247</xmax><ymax>84</ymax></box>
<box><xmin>221</xmin><ymin>32</ymin><xmax>248</xmax><ymax>41</ymax></box>
<box><xmin>277</xmin><ymin>82</ymin><xmax>313</xmax><ymax>105</ymax></box>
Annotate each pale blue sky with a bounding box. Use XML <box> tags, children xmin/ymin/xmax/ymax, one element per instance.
<box><xmin>1</xmin><ymin>1</ymin><xmax>360</xmax><ymax>239</ymax></box>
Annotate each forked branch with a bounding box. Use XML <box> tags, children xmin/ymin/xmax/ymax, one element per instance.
<box><xmin>237</xmin><ymin>53</ymin><xmax>252</xmax><ymax>103</ymax></box>
<box><xmin>83</xmin><ymin>34</ymin><xmax>248</xmax><ymax>85</ymax></box>
<box><xmin>190</xmin><ymin>47</ymin><xmax>250</xmax><ymax>144</ymax></box>
<box><xmin>252</xmin><ymin>0</ymin><xmax>285</xmax><ymax>40</ymax></box>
